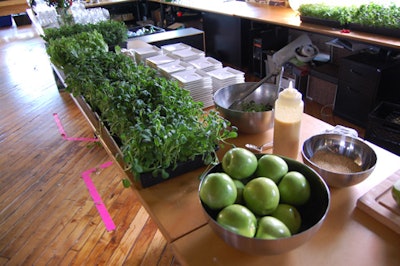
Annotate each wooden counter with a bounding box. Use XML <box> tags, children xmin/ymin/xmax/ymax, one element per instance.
<box><xmin>62</xmin><ymin>33</ymin><xmax>400</xmax><ymax>266</ymax></box>
<box><xmin>62</xmin><ymin>36</ymin><xmax>400</xmax><ymax>263</ymax></box>
<box><xmin>169</xmin><ymin>145</ymin><xmax>400</xmax><ymax>265</ymax></box>
<box><xmin>148</xmin><ymin>0</ymin><xmax>400</xmax><ymax>50</ymax></box>
<box><xmin>130</xmin><ymin>113</ymin><xmax>333</xmax><ymax>243</ymax></box>
<box><xmin>69</xmin><ymin>75</ymin><xmax>400</xmax><ymax>263</ymax></box>
<box><xmin>0</xmin><ymin>0</ymin><xmax>29</xmax><ymax>16</ymax></box>
<box><xmin>131</xmin><ymin>112</ymin><xmax>400</xmax><ymax>266</ymax></box>
<box><xmin>156</xmin><ymin>115</ymin><xmax>399</xmax><ymax>265</ymax></box>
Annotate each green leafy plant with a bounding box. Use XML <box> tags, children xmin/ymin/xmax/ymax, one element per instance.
<box><xmin>46</xmin><ymin>30</ymin><xmax>108</xmax><ymax>71</ymax></box>
<box><xmin>352</xmin><ymin>3</ymin><xmax>400</xmax><ymax>28</ymax></box>
<box><xmin>42</xmin><ymin>20</ymin><xmax>128</xmax><ymax>47</ymax></box>
<box><xmin>45</xmin><ymin>30</ymin><xmax>238</xmax><ymax>181</ymax></box>
<box><xmin>298</xmin><ymin>3</ymin><xmax>354</xmax><ymax>26</ymax></box>
<box><xmin>298</xmin><ymin>2</ymin><xmax>400</xmax><ymax>29</ymax></box>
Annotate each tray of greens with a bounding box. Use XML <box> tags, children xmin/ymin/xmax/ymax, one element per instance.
<box><xmin>44</xmin><ymin>28</ymin><xmax>237</xmax><ymax>186</ymax></box>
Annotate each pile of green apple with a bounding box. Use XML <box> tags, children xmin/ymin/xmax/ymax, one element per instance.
<box><xmin>200</xmin><ymin>147</ymin><xmax>311</xmax><ymax>239</ymax></box>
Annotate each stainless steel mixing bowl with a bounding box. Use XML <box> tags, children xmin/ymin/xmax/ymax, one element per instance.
<box><xmin>301</xmin><ymin>133</ymin><xmax>377</xmax><ymax>188</ymax></box>
<box><xmin>213</xmin><ymin>82</ymin><xmax>278</xmax><ymax>134</ymax></box>
<box><xmin>199</xmin><ymin>154</ymin><xmax>330</xmax><ymax>255</ymax></box>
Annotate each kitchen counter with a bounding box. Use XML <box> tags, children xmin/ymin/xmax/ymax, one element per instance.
<box><xmin>67</xmin><ymin>37</ymin><xmax>400</xmax><ymax>266</ymax></box>
<box><xmin>148</xmin><ymin>0</ymin><xmax>400</xmax><ymax>51</ymax></box>
<box><xmin>64</xmin><ymin>38</ymin><xmax>400</xmax><ymax>260</ymax></box>
<box><xmin>65</xmin><ymin>74</ymin><xmax>400</xmax><ymax>263</ymax></box>
<box><xmin>132</xmin><ymin>113</ymin><xmax>400</xmax><ymax>265</ymax></box>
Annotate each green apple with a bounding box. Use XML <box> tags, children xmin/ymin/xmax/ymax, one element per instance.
<box><xmin>392</xmin><ymin>179</ymin><xmax>400</xmax><ymax>207</ymax></box>
<box><xmin>233</xmin><ymin>180</ymin><xmax>245</xmax><ymax>204</ymax></box>
<box><xmin>217</xmin><ymin>204</ymin><xmax>257</xmax><ymax>238</ymax></box>
<box><xmin>278</xmin><ymin>171</ymin><xmax>311</xmax><ymax>206</ymax></box>
<box><xmin>255</xmin><ymin>154</ymin><xmax>288</xmax><ymax>183</ymax></box>
<box><xmin>200</xmin><ymin>172</ymin><xmax>237</xmax><ymax>210</ymax></box>
<box><xmin>255</xmin><ymin>216</ymin><xmax>291</xmax><ymax>239</ymax></box>
<box><xmin>243</xmin><ymin>177</ymin><xmax>280</xmax><ymax>216</ymax></box>
<box><xmin>222</xmin><ymin>147</ymin><xmax>258</xmax><ymax>179</ymax></box>
<box><xmin>271</xmin><ymin>203</ymin><xmax>302</xmax><ymax>234</ymax></box>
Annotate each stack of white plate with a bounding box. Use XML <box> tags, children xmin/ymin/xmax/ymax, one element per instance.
<box><xmin>146</xmin><ymin>53</ymin><xmax>177</xmax><ymax>69</ymax></box>
<box><xmin>207</xmin><ymin>66</ymin><xmax>245</xmax><ymax>93</ymax></box>
<box><xmin>171</xmin><ymin>69</ymin><xmax>214</xmax><ymax>108</ymax></box>
<box><xmin>187</xmin><ymin>57</ymin><xmax>223</xmax><ymax>72</ymax></box>
<box><xmin>157</xmin><ymin>60</ymin><xmax>195</xmax><ymax>78</ymax></box>
<box><xmin>161</xmin><ymin>43</ymin><xmax>192</xmax><ymax>54</ymax></box>
<box><xmin>131</xmin><ymin>45</ymin><xmax>161</xmax><ymax>64</ymax></box>
<box><xmin>169</xmin><ymin>47</ymin><xmax>205</xmax><ymax>62</ymax></box>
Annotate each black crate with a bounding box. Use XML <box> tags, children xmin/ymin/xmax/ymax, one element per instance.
<box><xmin>12</xmin><ymin>13</ymin><xmax>32</xmax><ymax>26</ymax></box>
<box><xmin>365</xmin><ymin>101</ymin><xmax>400</xmax><ymax>155</ymax></box>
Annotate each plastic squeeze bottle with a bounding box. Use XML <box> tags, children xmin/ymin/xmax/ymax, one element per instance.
<box><xmin>273</xmin><ymin>81</ymin><xmax>304</xmax><ymax>159</ymax></box>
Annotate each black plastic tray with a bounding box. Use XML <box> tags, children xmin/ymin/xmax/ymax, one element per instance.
<box><xmin>127</xmin><ymin>24</ymin><xmax>165</xmax><ymax>38</ymax></box>
<box><xmin>139</xmin><ymin>154</ymin><xmax>207</xmax><ymax>188</ymax></box>
<box><xmin>349</xmin><ymin>23</ymin><xmax>400</xmax><ymax>39</ymax></box>
<box><xmin>300</xmin><ymin>16</ymin><xmax>343</xmax><ymax>29</ymax></box>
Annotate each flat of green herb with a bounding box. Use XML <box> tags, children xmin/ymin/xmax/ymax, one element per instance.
<box><xmin>45</xmin><ymin>29</ymin><xmax>237</xmax><ymax>180</ymax></box>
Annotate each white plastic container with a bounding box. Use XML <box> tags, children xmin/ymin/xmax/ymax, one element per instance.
<box><xmin>273</xmin><ymin>81</ymin><xmax>304</xmax><ymax>159</ymax></box>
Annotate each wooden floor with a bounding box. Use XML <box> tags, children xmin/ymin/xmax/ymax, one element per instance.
<box><xmin>0</xmin><ymin>24</ymin><xmax>178</xmax><ymax>265</ymax></box>
<box><xmin>0</xmin><ymin>23</ymin><xmax>365</xmax><ymax>266</ymax></box>
<box><xmin>303</xmin><ymin>99</ymin><xmax>365</xmax><ymax>138</ymax></box>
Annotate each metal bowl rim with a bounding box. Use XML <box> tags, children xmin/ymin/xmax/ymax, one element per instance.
<box><xmin>213</xmin><ymin>82</ymin><xmax>277</xmax><ymax>114</ymax></box>
<box><xmin>301</xmin><ymin>133</ymin><xmax>377</xmax><ymax>176</ymax></box>
<box><xmin>199</xmin><ymin>154</ymin><xmax>331</xmax><ymax>243</ymax></box>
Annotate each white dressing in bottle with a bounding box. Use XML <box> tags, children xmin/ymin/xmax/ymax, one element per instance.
<box><xmin>273</xmin><ymin>81</ymin><xmax>304</xmax><ymax>159</ymax></box>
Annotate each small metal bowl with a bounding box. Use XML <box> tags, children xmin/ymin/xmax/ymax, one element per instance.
<box><xmin>301</xmin><ymin>133</ymin><xmax>377</xmax><ymax>188</ymax></box>
<box><xmin>213</xmin><ymin>82</ymin><xmax>278</xmax><ymax>134</ymax></box>
<box><xmin>199</xmin><ymin>155</ymin><xmax>330</xmax><ymax>255</ymax></box>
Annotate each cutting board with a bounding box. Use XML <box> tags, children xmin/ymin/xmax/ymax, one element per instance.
<box><xmin>357</xmin><ymin>169</ymin><xmax>400</xmax><ymax>234</ymax></box>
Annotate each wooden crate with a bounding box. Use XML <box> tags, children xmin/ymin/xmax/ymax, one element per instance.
<box><xmin>307</xmin><ymin>75</ymin><xmax>337</xmax><ymax>106</ymax></box>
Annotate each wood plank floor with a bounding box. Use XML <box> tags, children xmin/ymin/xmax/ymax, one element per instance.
<box><xmin>0</xmin><ymin>24</ymin><xmax>178</xmax><ymax>265</ymax></box>
<box><xmin>0</xmin><ymin>22</ymin><xmax>366</xmax><ymax>266</ymax></box>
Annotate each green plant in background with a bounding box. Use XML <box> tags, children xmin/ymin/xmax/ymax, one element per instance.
<box><xmin>46</xmin><ymin>30</ymin><xmax>108</xmax><ymax>71</ymax></box>
<box><xmin>298</xmin><ymin>2</ymin><xmax>400</xmax><ymax>29</ymax></box>
<box><xmin>45</xmin><ymin>30</ymin><xmax>238</xmax><ymax>180</ymax></box>
<box><xmin>43</xmin><ymin>20</ymin><xmax>128</xmax><ymax>47</ymax></box>
<box><xmin>94</xmin><ymin>20</ymin><xmax>128</xmax><ymax>46</ymax></box>
<box><xmin>352</xmin><ymin>2</ymin><xmax>400</xmax><ymax>28</ymax></box>
<box><xmin>298</xmin><ymin>3</ymin><xmax>354</xmax><ymax>25</ymax></box>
